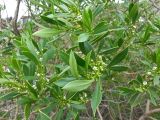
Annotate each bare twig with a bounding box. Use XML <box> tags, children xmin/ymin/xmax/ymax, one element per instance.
<box><xmin>146</xmin><ymin>100</ymin><xmax>150</xmax><ymax>113</ymax></box>
<box><xmin>12</xmin><ymin>0</ymin><xmax>21</xmax><ymax>36</ymax></box>
<box><xmin>97</xmin><ymin>107</ymin><xmax>103</xmax><ymax>120</ymax></box>
<box><xmin>139</xmin><ymin>100</ymin><xmax>160</xmax><ymax>120</ymax></box>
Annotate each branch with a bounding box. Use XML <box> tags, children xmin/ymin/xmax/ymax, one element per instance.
<box><xmin>12</xmin><ymin>0</ymin><xmax>21</xmax><ymax>36</ymax></box>
<box><xmin>139</xmin><ymin>100</ymin><xmax>160</xmax><ymax>120</ymax></box>
<box><xmin>97</xmin><ymin>107</ymin><xmax>103</xmax><ymax>120</ymax></box>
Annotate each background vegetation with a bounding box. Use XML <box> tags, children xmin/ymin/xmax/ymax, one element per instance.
<box><xmin>0</xmin><ymin>0</ymin><xmax>160</xmax><ymax>120</ymax></box>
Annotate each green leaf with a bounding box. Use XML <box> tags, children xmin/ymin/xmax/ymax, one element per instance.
<box><xmin>24</xmin><ymin>103</ymin><xmax>31</xmax><ymax>120</ymax></box>
<box><xmin>55</xmin><ymin>78</ymin><xmax>75</xmax><ymax>87</ymax></box>
<box><xmin>79</xmin><ymin>42</ymin><xmax>95</xmax><ymax>59</ymax></box>
<box><xmin>110</xmin><ymin>65</ymin><xmax>128</xmax><ymax>71</ymax></box>
<box><xmin>156</xmin><ymin>49</ymin><xmax>160</xmax><ymax>67</ymax></box>
<box><xmin>129</xmin><ymin>93</ymin><xmax>141</xmax><ymax>107</ymax></box>
<box><xmin>78</xmin><ymin>33</ymin><xmax>90</xmax><ymax>42</ymax></box>
<box><xmin>58</xmin><ymin>66</ymin><xmax>70</xmax><ymax>77</ymax></box>
<box><xmin>25</xmin><ymin>81</ymin><xmax>38</xmax><ymax>99</ymax></box>
<box><xmin>0</xmin><ymin>91</ymin><xmax>20</xmax><ymax>101</ymax></box>
<box><xmin>85</xmin><ymin>51</ymin><xmax>92</xmax><ymax>71</ymax></box>
<box><xmin>93</xmin><ymin>4</ymin><xmax>105</xmax><ymax>18</ymax></box>
<box><xmin>153</xmin><ymin>76</ymin><xmax>160</xmax><ymax>86</ymax></box>
<box><xmin>82</xmin><ymin>7</ymin><xmax>92</xmax><ymax>31</ymax></box>
<box><xmin>54</xmin><ymin>109</ymin><xmax>63</xmax><ymax>120</ymax></box>
<box><xmin>129</xmin><ymin>3</ymin><xmax>139</xmax><ymax>23</ymax></box>
<box><xmin>41</xmin><ymin>16</ymin><xmax>65</xmax><ymax>26</ymax></box>
<box><xmin>33</xmin><ymin>28</ymin><xmax>61</xmax><ymax>38</ymax></box>
<box><xmin>60</xmin><ymin>51</ymin><xmax>69</xmax><ymax>64</ymax></box>
<box><xmin>74</xmin><ymin>53</ymin><xmax>86</xmax><ymax>67</ymax></box>
<box><xmin>136</xmin><ymin>74</ymin><xmax>143</xmax><ymax>84</ymax></box>
<box><xmin>11</xmin><ymin>58</ymin><xmax>20</xmax><ymax>71</ymax></box>
<box><xmin>39</xmin><ymin>110</ymin><xmax>51</xmax><ymax>120</ymax></box>
<box><xmin>69</xmin><ymin>51</ymin><xmax>79</xmax><ymax>78</ymax></box>
<box><xmin>100</xmin><ymin>47</ymin><xmax>119</xmax><ymax>55</ymax></box>
<box><xmin>91</xmin><ymin>31</ymin><xmax>109</xmax><ymax>44</ymax></box>
<box><xmin>118</xmin><ymin>87</ymin><xmax>136</xmax><ymax>96</ymax></box>
<box><xmin>91</xmin><ymin>81</ymin><xmax>102</xmax><ymax>116</ymax></box>
<box><xmin>108</xmin><ymin>48</ymin><xmax>128</xmax><ymax>67</ymax></box>
<box><xmin>63</xmin><ymin>80</ymin><xmax>94</xmax><ymax>92</ymax></box>
<box><xmin>93</xmin><ymin>22</ymin><xmax>108</xmax><ymax>34</ymax></box>
<box><xmin>42</xmin><ymin>47</ymin><xmax>55</xmax><ymax>63</ymax></box>
<box><xmin>142</xmin><ymin>26</ymin><xmax>151</xmax><ymax>43</ymax></box>
<box><xmin>22</xmin><ymin>51</ymin><xmax>39</xmax><ymax>64</ymax></box>
<box><xmin>17</xmin><ymin>96</ymin><xmax>33</xmax><ymax>105</ymax></box>
<box><xmin>148</xmin><ymin>87</ymin><xmax>159</xmax><ymax>105</ymax></box>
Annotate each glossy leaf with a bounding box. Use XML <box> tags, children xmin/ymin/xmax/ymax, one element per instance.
<box><xmin>100</xmin><ymin>47</ymin><xmax>119</xmax><ymax>55</ymax></box>
<box><xmin>153</xmin><ymin>76</ymin><xmax>160</xmax><ymax>86</ymax></box>
<box><xmin>63</xmin><ymin>80</ymin><xmax>94</xmax><ymax>92</ymax></box>
<box><xmin>108</xmin><ymin>48</ymin><xmax>128</xmax><ymax>67</ymax></box>
<box><xmin>39</xmin><ymin>110</ymin><xmax>51</xmax><ymax>120</ymax></box>
<box><xmin>42</xmin><ymin>47</ymin><xmax>55</xmax><ymax>63</ymax></box>
<box><xmin>78</xmin><ymin>33</ymin><xmax>90</xmax><ymax>42</ymax></box>
<box><xmin>69</xmin><ymin>51</ymin><xmax>79</xmax><ymax>77</ymax></box>
<box><xmin>33</xmin><ymin>28</ymin><xmax>61</xmax><ymax>38</ymax></box>
<box><xmin>110</xmin><ymin>65</ymin><xmax>128</xmax><ymax>71</ymax></box>
<box><xmin>129</xmin><ymin>3</ymin><xmax>139</xmax><ymax>23</ymax></box>
<box><xmin>25</xmin><ymin>103</ymin><xmax>31</xmax><ymax>120</ymax></box>
<box><xmin>91</xmin><ymin>81</ymin><xmax>102</xmax><ymax>116</ymax></box>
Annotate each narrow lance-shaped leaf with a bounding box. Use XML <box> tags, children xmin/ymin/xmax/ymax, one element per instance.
<box><xmin>33</xmin><ymin>28</ymin><xmax>61</xmax><ymax>38</ymax></box>
<box><xmin>91</xmin><ymin>81</ymin><xmax>102</xmax><ymax>116</ymax></box>
<box><xmin>78</xmin><ymin>33</ymin><xmax>90</xmax><ymax>42</ymax></box>
<box><xmin>63</xmin><ymin>80</ymin><xmax>94</xmax><ymax>92</ymax></box>
<box><xmin>153</xmin><ymin>76</ymin><xmax>160</xmax><ymax>86</ymax></box>
<box><xmin>39</xmin><ymin>110</ymin><xmax>51</xmax><ymax>120</ymax></box>
<box><xmin>24</xmin><ymin>103</ymin><xmax>31</xmax><ymax>120</ymax></box>
<box><xmin>69</xmin><ymin>51</ymin><xmax>79</xmax><ymax>78</ymax></box>
<box><xmin>110</xmin><ymin>65</ymin><xmax>128</xmax><ymax>71</ymax></box>
<box><xmin>108</xmin><ymin>47</ymin><xmax>128</xmax><ymax>67</ymax></box>
<box><xmin>42</xmin><ymin>47</ymin><xmax>55</xmax><ymax>63</ymax></box>
<box><xmin>129</xmin><ymin>3</ymin><xmax>139</xmax><ymax>23</ymax></box>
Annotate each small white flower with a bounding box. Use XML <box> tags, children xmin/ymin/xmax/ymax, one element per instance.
<box><xmin>77</xmin><ymin>15</ymin><xmax>82</xmax><ymax>20</ymax></box>
<box><xmin>147</xmin><ymin>71</ymin><xmax>152</xmax><ymax>75</ymax></box>
<box><xmin>139</xmin><ymin>17</ymin><xmax>144</xmax><ymax>22</ymax></box>
<box><xmin>67</xmin><ymin>103</ymin><xmax>70</xmax><ymax>107</ymax></box>
<box><xmin>98</xmin><ymin>56</ymin><xmax>102</xmax><ymax>60</ymax></box>
<box><xmin>37</xmin><ymin>73</ymin><xmax>40</xmax><ymax>77</ymax></box>
<box><xmin>102</xmin><ymin>62</ymin><xmax>107</xmax><ymax>66</ymax></box>
<box><xmin>6</xmin><ymin>68</ymin><xmax>10</xmax><ymax>72</ymax></box>
<box><xmin>39</xmin><ymin>58</ymin><xmax>43</xmax><ymax>61</ymax></box>
<box><xmin>93</xmin><ymin>66</ymin><xmax>98</xmax><ymax>71</ymax></box>
<box><xmin>36</xmin><ymin>51</ymin><xmax>40</xmax><ymax>55</ymax></box>
<box><xmin>143</xmin><ymin>81</ymin><xmax>147</xmax><ymax>86</ymax></box>
<box><xmin>152</xmin><ymin>66</ymin><xmax>157</xmax><ymax>71</ymax></box>
<box><xmin>32</xmin><ymin>85</ymin><xmax>36</xmax><ymax>89</ymax></box>
<box><xmin>84</xmin><ymin>93</ymin><xmax>87</xmax><ymax>97</ymax></box>
<box><xmin>133</xmin><ymin>25</ymin><xmax>136</xmax><ymax>29</ymax></box>
<box><xmin>63</xmin><ymin>96</ymin><xmax>66</xmax><ymax>100</ymax></box>
<box><xmin>46</xmin><ymin>78</ymin><xmax>49</xmax><ymax>82</ymax></box>
<box><xmin>100</xmin><ymin>66</ymin><xmax>104</xmax><ymax>71</ymax></box>
<box><xmin>80</xmin><ymin>96</ymin><xmax>83</xmax><ymax>100</ymax></box>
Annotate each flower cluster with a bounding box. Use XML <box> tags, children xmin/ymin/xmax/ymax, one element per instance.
<box><xmin>87</xmin><ymin>56</ymin><xmax>106</xmax><ymax>79</ymax></box>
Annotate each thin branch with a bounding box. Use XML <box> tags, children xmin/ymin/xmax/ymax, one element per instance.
<box><xmin>146</xmin><ymin>100</ymin><xmax>150</xmax><ymax>113</ymax></box>
<box><xmin>97</xmin><ymin>107</ymin><xmax>103</xmax><ymax>120</ymax></box>
<box><xmin>139</xmin><ymin>100</ymin><xmax>160</xmax><ymax>120</ymax></box>
<box><xmin>12</xmin><ymin>0</ymin><xmax>21</xmax><ymax>36</ymax></box>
